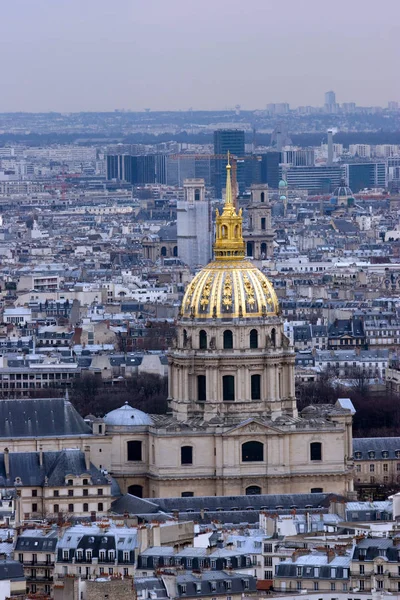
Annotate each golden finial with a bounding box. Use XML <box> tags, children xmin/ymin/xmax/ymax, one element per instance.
<box><xmin>213</xmin><ymin>154</ymin><xmax>245</xmax><ymax>261</ymax></box>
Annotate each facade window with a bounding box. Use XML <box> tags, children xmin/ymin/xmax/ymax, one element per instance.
<box><xmin>83</xmin><ymin>489</ymin><xmax>89</xmax><ymax>496</ymax></box>
<box><xmin>97</xmin><ymin>489</ymin><xmax>103</xmax><ymax>496</ymax></box>
<box><xmin>331</xmin><ymin>583</ymin><xmax>336</xmax><ymax>591</ymax></box>
<box><xmin>370</xmin><ymin>464</ymin><xmax>375</xmax><ymax>472</ymax></box>
<box><xmin>246</xmin><ymin>485</ymin><xmax>262</xmax><ymax>495</ymax></box>
<box><xmin>310</xmin><ymin>442</ymin><xmax>322</xmax><ymax>461</ymax></box>
<box><xmin>181</xmin><ymin>491</ymin><xmax>194</xmax><ymax>497</ymax></box>
<box><xmin>127</xmin><ymin>440</ymin><xmax>142</xmax><ymax>461</ymax></box>
<box><xmin>68</xmin><ymin>504</ymin><xmax>74</xmax><ymax>512</ymax></box>
<box><xmin>32</xmin><ymin>503</ymin><xmax>38</xmax><ymax>513</ymax></box>
<box><xmin>181</xmin><ymin>446</ymin><xmax>193</xmax><ymax>465</ymax></box>
<box><xmin>250</xmin><ymin>329</ymin><xmax>258</xmax><ymax>349</ymax></box>
<box><xmin>223</xmin><ymin>330</ymin><xmax>233</xmax><ymax>349</ymax></box>
<box><xmin>53</xmin><ymin>490</ymin><xmax>59</xmax><ymax>497</ymax></box>
<box><xmin>32</xmin><ymin>489</ymin><xmax>37</xmax><ymax>497</ymax></box>
<box><xmin>83</xmin><ymin>479</ymin><xmax>88</xmax><ymax>485</ymax></box>
<box><xmin>197</xmin><ymin>375</ymin><xmax>206</xmax><ymax>401</ymax></box>
<box><xmin>313</xmin><ymin>582</ymin><xmax>318</xmax><ymax>591</ymax></box>
<box><xmin>383</xmin><ymin>464</ymin><xmax>388</xmax><ymax>472</ymax></box>
<box><xmin>98</xmin><ymin>503</ymin><xmax>104</xmax><ymax>511</ymax></box>
<box><xmin>127</xmin><ymin>484</ymin><xmax>143</xmax><ymax>498</ymax></box>
<box><xmin>251</xmin><ymin>374</ymin><xmax>261</xmax><ymax>400</ymax></box>
<box><xmin>83</xmin><ymin>503</ymin><xmax>88</xmax><ymax>512</ymax></box>
<box><xmin>54</xmin><ymin>504</ymin><xmax>59</xmax><ymax>513</ymax></box>
<box><xmin>311</xmin><ymin>487</ymin><xmax>323</xmax><ymax>493</ymax></box>
<box><xmin>370</xmin><ymin>476</ymin><xmax>375</xmax><ymax>483</ymax></box>
<box><xmin>261</xmin><ymin>218</ymin><xmax>266</xmax><ymax>230</ymax></box>
<box><xmin>223</xmin><ymin>375</ymin><xmax>235</xmax><ymax>401</ymax></box>
<box><xmin>199</xmin><ymin>330</ymin><xmax>207</xmax><ymax>349</ymax></box>
<box><xmin>242</xmin><ymin>441</ymin><xmax>264</xmax><ymax>462</ymax></box>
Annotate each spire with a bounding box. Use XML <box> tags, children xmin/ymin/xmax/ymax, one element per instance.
<box><xmin>225</xmin><ymin>151</ymin><xmax>233</xmax><ymax>207</ymax></box>
<box><xmin>213</xmin><ymin>154</ymin><xmax>245</xmax><ymax>261</ymax></box>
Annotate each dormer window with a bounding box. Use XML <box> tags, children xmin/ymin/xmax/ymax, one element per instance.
<box><xmin>368</xmin><ymin>451</ymin><xmax>375</xmax><ymax>459</ymax></box>
<box><xmin>67</xmin><ymin>479</ymin><xmax>73</xmax><ymax>486</ymax></box>
<box><xmin>396</xmin><ymin>450</ymin><xmax>400</xmax><ymax>459</ymax></box>
<box><xmin>355</xmin><ymin>452</ymin><xmax>362</xmax><ymax>459</ymax></box>
<box><xmin>382</xmin><ymin>451</ymin><xmax>389</xmax><ymax>458</ymax></box>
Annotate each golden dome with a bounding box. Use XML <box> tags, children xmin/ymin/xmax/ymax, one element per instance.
<box><xmin>180</xmin><ymin>154</ymin><xmax>279</xmax><ymax>320</ymax></box>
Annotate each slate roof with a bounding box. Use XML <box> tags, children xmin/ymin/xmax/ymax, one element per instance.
<box><xmin>0</xmin><ymin>560</ymin><xmax>24</xmax><ymax>581</ymax></box>
<box><xmin>15</xmin><ymin>529</ymin><xmax>58</xmax><ymax>552</ymax></box>
<box><xmin>0</xmin><ymin>398</ymin><xmax>91</xmax><ymax>438</ymax></box>
<box><xmin>353</xmin><ymin>437</ymin><xmax>400</xmax><ymax>460</ymax></box>
<box><xmin>0</xmin><ymin>449</ymin><xmax>108</xmax><ymax>487</ymax></box>
<box><xmin>351</xmin><ymin>538</ymin><xmax>399</xmax><ymax>562</ymax></box>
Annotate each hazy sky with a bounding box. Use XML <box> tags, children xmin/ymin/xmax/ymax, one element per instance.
<box><xmin>1</xmin><ymin>0</ymin><xmax>399</xmax><ymax>112</ymax></box>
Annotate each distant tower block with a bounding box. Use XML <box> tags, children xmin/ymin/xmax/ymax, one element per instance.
<box><xmin>244</xmin><ymin>184</ymin><xmax>275</xmax><ymax>259</ymax></box>
<box><xmin>177</xmin><ymin>179</ymin><xmax>212</xmax><ymax>269</ymax></box>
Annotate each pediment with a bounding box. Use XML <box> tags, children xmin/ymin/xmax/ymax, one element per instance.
<box><xmin>224</xmin><ymin>418</ymin><xmax>282</xmax><ymax>436</ymax></box>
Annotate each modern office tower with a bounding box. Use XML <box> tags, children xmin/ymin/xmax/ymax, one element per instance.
<box><xmin>284</xmin><ymin>166</ymin><xmax>343</xmax><ymax>192</ymax></box>
<box><xmin>244</xmin><ymin>184</ymin><xmax>275</xmax><ymax>259</ymax></box>
<box><xmin>106</xmin><ymin>154</ymin><xmax>158</xmax><ymax>184</ymax></box>
<box><xmin>344</xmin><ymin>163</ymin><xmax>387</xmax><ymax>192</ymax></box>
<box><xmin>106</xmin><ymin>155</ymin><xmax>125</xmax><ymax>180</ymax></box>
<box><xmin>260</xmin><ymin>152</ymin><xmax>281</xmax><ymax>188</ymax></box>
<box><xmin>177</xmin><ymin>179</ymin><xmax>211</xmax><ymax>269</ymax></box>
<box><xmin>155</xmin><ymin>154</ymin><xmax>167</xmax><ymax>184</ymax></box>
<box><xmin>281</xmin><ymin>149</ymin><xmax>315</xmax><ymax>166</ymax></box>
<box><xmin>213</xmin><ymin>129</ymin><xmax>245</xmax><ymax>197</ymax></box>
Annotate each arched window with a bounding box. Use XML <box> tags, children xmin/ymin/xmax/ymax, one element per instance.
<box><xmin>261</xmin><ymin>217</ymin><xmax>266</xmax><ymax>230</ymax></box>
<box><xmin>261</xmin><ymin>242</ymin><xmax>267</xmax><ymax>257</ymax></box>
<box><xmin>271</xmin><ymin>328</ymin><xmax>276</xmax><ymax>347</ymax></box>
<box><xmin>251</xmin><ymin>374</ymin><xmax>261</xmax><ymax>400</ymax></box>
<box><xmin>181</xmin><ymin>446</ymin><xmax>193</xmax><ymax>465</ymax></box>
<box><xmin>199</xmin><ymin>330</ymin><xmax>207</xmax><ymax>349</ymax></box>
<box><xmin>221</xmin><ymin>225</ymin><xmax>228</xmax><ymax>239</ymax></box>
<box><xmin>160</xmin><ymin>246</ymin><xmax>167</xmax><ymax>257</ymax></box>
<box><xmin>234</xmin><ymin>225</ymin><xmax>239</xmax><ymax>239</ymax></box>
<box><xmin>250</xmin><ymin>329</ymin><xmax>258</xmax><ymax>349</ymax></box>
<box><xmin>183</xmin><ymin>329</ymin><xmax>188</xmax><ymax>346</ymax></box>
<box><xmin>246</xmin><ymin>485</ymin><xmax>262</xmax><ymax>495</ymax></box>
<box><xmin>247</xmin><ymin>241</ymin><xmax>253</xmax><ymax>257</ymax></box>
<box><xmin>261</xmin><ymin>192</ymin><xmax>265</xmax><ymax>203</ymax></box>
<box><xmin>197</xmin><ymin>375</ymin><xmax>206</xmax><ymax>401</ymax></box>
<box><xmin>194</xmin><ymin>189</ymin><xmax>200</xmax><ymax>201</ymax></box>
<box><xmin>223</xmin><ymin>375</ymin><xmax>235</xmax><ymax>401</ymax></box>
<box><xmin>127</xmin><ymin>441</ymin><xmax>142</xmax><ymax>461</ymax></box>
<box><xmin>128</xmin><ymin>484</ymin><xmax>143</xmax><ymax>498</ymax></box>
<box><xmin>310</xmin><ymin>442</ymin><xmax>322</xmax><ymax>461</ymax></box>
<box><xmin>242</xmin><ymin>441</ymin><xmax>264</xmax><ymax>462</ymax></box>
<box><xmin>223</xmin><ymin>330</ymin><xmax>233</xmax><ymax>349</ymax></box>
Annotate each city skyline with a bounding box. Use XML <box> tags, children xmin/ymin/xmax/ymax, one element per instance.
<box><xmin>0</xmin><ymin>0</ymin><xmax>399</xmax><ymax>112</ymax></box>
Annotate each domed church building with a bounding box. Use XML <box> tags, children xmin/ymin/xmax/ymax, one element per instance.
<box><xmin>101</xmin><ymin>158</ymin><xmax>354</xmax><ymax>499</ymax></box>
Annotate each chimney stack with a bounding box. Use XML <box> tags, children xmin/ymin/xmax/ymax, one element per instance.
<box><xmin>84</xmin><ymin>446</ymin><xmax>91</xmax><ymax>471</ymax></box>
<box><xmin>4</xmin><ymin>448</ymin><xmax>10</xmax><ymax>478</ymax></box>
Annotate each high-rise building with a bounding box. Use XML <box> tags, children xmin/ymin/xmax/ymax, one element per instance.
<box><xmin>260</xmin><ymin>152</ymin><xmax>281</xmax><ymax>188</ymax></box>
<box><xmin>344</xmin><ymin>162</ymin><xmax>387</xmax><ymax>192</ymax></box>
<box><xmin>106</xmin><ymin>154</ymin><xmax>158</xmax><ymax>184</ymax></box>
<box><xmin>324</xmin><ymin>91</ymin><xmax>337</xmax><ymax>113</ymax></box>
<box><xmin>177</xmin><ymin>179</ymin><xmax>211</xmax><ymax>269</ymax></box>
<box><xmin>213</xmin><ymin>129</ymin><xmax>245</xmax><ymax>197</ymax></box>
